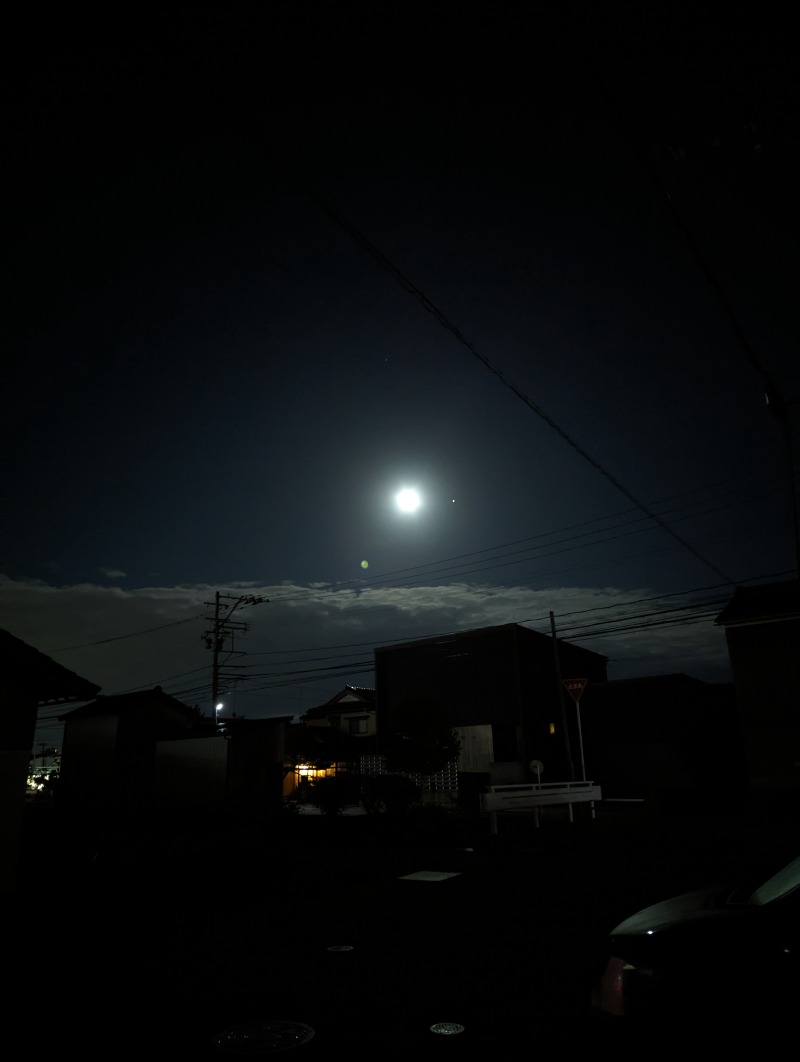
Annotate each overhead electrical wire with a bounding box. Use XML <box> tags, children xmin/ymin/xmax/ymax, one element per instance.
<box><xmin>152</xmin><ymin>580</ymin><xmax>785</xmax><ymax>707</ymax></box>
<box><xmin>47</xmin><ymin>610</ymin><xmax>208</xmax><ymax>653</ymax></box>
<box><xmin>32</xmin><ymin>476</ymin><xmax>788</xmax><ymax>708</ymax></box>
<box><xmin>583</xmin><ymin>48</ymin><xmax>800</xmax><ymax>576</ymax></box>
<box><xmin>34</xmin><ymin>472</ymin><xmax>780</xmax><ymax>672</ymax></box>
<box><xmin>167</xmin><ymin>578</ymin><xmax>771</xmax><ymax>704</ymax></box>
<box><xmin>282</xmin><ymin>162</ymin><xmax>736</xmax><ymax>585</ymax></box>
<box><xmin>91</xmin><ymin>560</ymin><xmax>794</xmax><ymax>709</ymax></box>
<box><xmin>265</xmin><ymin>477</ymin><xmax>782</xmax><ymax>606</ymax></box>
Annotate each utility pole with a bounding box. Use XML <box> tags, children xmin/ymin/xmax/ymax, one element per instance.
<box><xmin>550</xmin><ymin>611</ymin><xmax>575</xmax><ymax>781</ymax></box>
<box><xmin>204</xmin><ymin>591</ymin><xmax>267</xmax><ymax>722</ymax></box>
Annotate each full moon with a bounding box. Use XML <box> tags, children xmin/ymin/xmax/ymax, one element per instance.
<box><xmin>395</xmin><ymin>488</ymin><xmax>421</xmax><ymax>513</ymax></box>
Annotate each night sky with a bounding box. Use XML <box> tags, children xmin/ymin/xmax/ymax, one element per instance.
<box><xmin>4</xmin><ymin>5</ymin><xmax>798</xmax><ymax>749</ymax></box>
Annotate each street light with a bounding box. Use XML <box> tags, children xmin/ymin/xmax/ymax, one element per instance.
<box><xmin>215</xmin><ymin>702</ymin><xmax>223</xmax><ymax>723</ymax></box>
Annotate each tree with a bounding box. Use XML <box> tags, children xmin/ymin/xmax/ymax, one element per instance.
<box><xmin>309</xmin><ymin>774</ymin><xmax>351</xmax><ymax>815</ymax></box>
<box><xmin>382</xmin><ymin>696</ymin><xmax>461</xmax><ymax>776</ymax></box>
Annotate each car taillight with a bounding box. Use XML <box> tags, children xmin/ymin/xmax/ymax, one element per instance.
<box><xmin>593</xmin><ymin>955</ymin><xmax>630</xmax><ymax>1016</ymax></box>
<box><xmin>593</xmin><ymin>955</ymin><xmax>657</xmax><ymax>1017</ymax></box>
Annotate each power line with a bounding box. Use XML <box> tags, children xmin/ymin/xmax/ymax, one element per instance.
<box><xmin>264</xmin><ymin>476</ymin><xmax>780</xmax><ymax>608</ymax></box>
<box><xmin>37</xmin><ymin>565</ymin><xmax>792</xmax><ymax>716</ymax></box>
<box><xmin>187</xmin><ymin>563</ymin><xmax>796</xmax><ymax>700</ymax></box>
<box><xmin>48</xmin><ymin>611</ymin><xmax>207</xmax><ymax>652</ymax></box>
<box><xmin>24</xmin><ymin>473</ymin><xmax>778</xmax><ymax>670</ymax></box>
<box><xmin>583</xmin><ymin>48</ymin><xmax>800</xmax><ymax>576</ymax></box>
<box><xmin>27</xmin><ymin>485</ymin><xmax>789</xmax><ymax>710</ymax></box>
<box><xmin>199</xmin><ymin>588</ymin><xmax>735</xmax><ymax>696</ymax></box>
<box><xmin>283</xmin><ymin>164</ymin><xmax>736</xmax><ymax>584</ymax></box>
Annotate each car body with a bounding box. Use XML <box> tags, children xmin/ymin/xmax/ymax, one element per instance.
<box><xmin>591</xmin><ymin>853</ymin><xmax>800</xmax><ymax>1043</ymax></box>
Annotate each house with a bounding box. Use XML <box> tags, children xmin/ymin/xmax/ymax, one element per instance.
<box><xmin>301</xmin><ymin>685</ymin><xmax>376</xmax><ymax>741</ymax></box>
<box><xmin>374</xmin><ymin>622</ymin><xmax>609</xmax><ymax>799</ymax></box>
<box><xmin>0</xmin><ymin>629</ymin><xmax>100</xmax><ymax>889</ymax></box>
<box><xmin>57</xmin><ymin>687</ymin><xmax>200</xmax><ymax>825</ymax></box>
<box><xmin>715</xmin><ymin>578</ymin><xmax>800</xmax><ymax>796</ymax></box>
<box><xmin>285</xmin><ymin>686</ymin><xmax>377</xmax><ymax>801</ymax></box>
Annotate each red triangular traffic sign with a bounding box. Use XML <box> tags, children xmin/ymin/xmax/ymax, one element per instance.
<box><xmin>562</xmin><ymin>677</ymin><xmax>588</xmax><ymax>702</ymax></box>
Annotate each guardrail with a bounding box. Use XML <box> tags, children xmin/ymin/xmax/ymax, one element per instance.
<box><xmin>480</xmin><ymin>780</ymin><xmax>602</xmax><ymax>833</ymax></box>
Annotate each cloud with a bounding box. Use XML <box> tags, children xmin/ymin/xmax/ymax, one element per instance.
<box><xmin>0</xmin><ymin>574</ymin><xmax>732</xmax><ymax>750</ymax></box>
<box><xmin>100</xmin><ymin>568</ymin><xmax>128</xmax><ymax>579</ymax></box>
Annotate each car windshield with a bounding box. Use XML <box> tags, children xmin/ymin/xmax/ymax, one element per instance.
<box><xmin>749</xmin><ymin>856</ymin><xmax>800</xmax><ymax>905</ymax></box>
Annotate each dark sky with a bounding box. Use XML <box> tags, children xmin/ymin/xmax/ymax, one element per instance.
<box><xmin>4</xmin><ymin>4</ymin><xmax>799</xmax><ymax>746</ymax></box>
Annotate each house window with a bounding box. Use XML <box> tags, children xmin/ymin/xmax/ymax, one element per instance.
<box><xmin>348</xmin><ymin>717</ymin><xmax>368</xmax><ymax>735</ymax></box>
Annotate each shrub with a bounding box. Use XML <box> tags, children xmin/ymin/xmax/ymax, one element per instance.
<box><xmin>309</xmin><ymin>775</ymin><xmax>351</xmax><ymax>815</ymax></box>
<box><xmin>361</xmin><ymin>773</ymin><xmax>421</xmax><ymax>816</ymax></box>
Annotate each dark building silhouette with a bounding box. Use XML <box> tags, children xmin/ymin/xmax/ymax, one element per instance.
<box><xmin>57</xmin><ymin>687</ymin><xmax>199</xmax><ymax>825</ymax></box>
<box><xmin>375</xmin><ymin>622</ymin><xmax>609</xmax><ymax>785</ymax></box>
<box><xmin>153</xmin><ymin>716</ymin><xmax>292</xmax><ymax>815</ymax></box>
<box><xmin>0</xmin><ymin>629</ymin><xmax>100</xmax><ymax>889</ymax></box>
<box><xmin>578</xmin><ymin>674</ymin><xmax>746</xmax><ymax>809</ymax></box>
<box><xmin>715</xmin><ymin>578</ymin><xmax>800</xmax><ymax>799</ymax></box>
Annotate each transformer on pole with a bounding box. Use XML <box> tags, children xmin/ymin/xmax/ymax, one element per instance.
<box><xmin>203</xmin><ymin>591</ymin><xmax>267</xmax><ymax>721</ymax></box>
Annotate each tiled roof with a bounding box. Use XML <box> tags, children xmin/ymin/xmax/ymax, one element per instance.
<box><xmin>58</xmin><ymin>686</ymin><xmax>196</xmax><ymax>721</ymax></box>
<box><xmin>0</xmin><ymin>628</ymin><xmax>101</xmax><ymax>705</ymax></box>
<box><xmin>302</xmin><ymin>685</ymin><xmax>376</xmax><ymax>719</ymax></box>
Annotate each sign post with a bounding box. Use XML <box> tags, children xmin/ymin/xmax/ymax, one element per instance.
<box><xmin>562</xmin><ymin>678</ymin><xmax>589</xmax><ymax>782</ymax></box>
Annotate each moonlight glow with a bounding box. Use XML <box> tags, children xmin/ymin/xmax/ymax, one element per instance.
<box><xmin>395</xmin><ymin>488</ymin><xmax>421</xmax><ymax>513</ymax></box>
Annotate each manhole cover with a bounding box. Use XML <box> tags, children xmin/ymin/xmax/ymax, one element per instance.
<box><xmin>398</xmin><ymin>871</ymin><xmax>461</xmax><ymax>882</ymax></box>
<box><xmin>214</xmin><ymin>1020</ymin><xmax>315</xmax><ymax>1053</ymax></box>
<box><xmin>430</xmin><ymin>1022</ymin><xmax>465</xmax><ymax>1036</ymax></box>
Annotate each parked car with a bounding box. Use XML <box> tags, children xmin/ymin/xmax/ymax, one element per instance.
<box><xmin>591</xmin><ymin>852</ymin><xmax>800</xmax><ymax>1044</ymax></box>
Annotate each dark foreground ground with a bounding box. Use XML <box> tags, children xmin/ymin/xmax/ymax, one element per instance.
<box><xmin>10</xmin><ymin>794</ymin><xmax>800</xmax><ymax>1057</ymax></box>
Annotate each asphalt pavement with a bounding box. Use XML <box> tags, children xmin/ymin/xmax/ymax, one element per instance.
<box><xmin>13</xmin><ymin>797</ymin><xmax>800</xmax><ymax>1057</ymax></box>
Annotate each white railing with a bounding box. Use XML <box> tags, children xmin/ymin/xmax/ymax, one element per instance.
<box><xmin>480</xmin><ymin>780</ymin><xmax>602</xmax><ymax>833</ymax></box>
